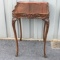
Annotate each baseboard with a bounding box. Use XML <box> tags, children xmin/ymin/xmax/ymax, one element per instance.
<box><xmin>0</xmin><ymin>38</ymin><xmax>43</xmax><ymax>41</ymax></box>
<box><xmin>0</xmin><ymin>38</ymin><xmax>60</xmax><ymax>41</ymax></box>
<box><xmin>0</xmin><ymin>38</ymin><xmax>53</xmax><ymax>41</ymax></box>
<box><xmin>52</xmin><ymin>39</ymin><xmax>60</xmax><ymax>41</ymax></box>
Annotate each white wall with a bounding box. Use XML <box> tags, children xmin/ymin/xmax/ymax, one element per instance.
<box><xmin>0</xmin><ymin>0</ymin><xmax>60</xmax><ymax>40</ymax></box>
<box><xmin>0</xmin><ymin>0</ymin><xmax>7</xmax><ymax>38</ymax></box>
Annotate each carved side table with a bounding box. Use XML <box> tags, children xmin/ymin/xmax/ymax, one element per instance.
<box><xmin>12</xmin><ymin>2</ymin><xmax>49</xmax><ymax>58</ymax></box>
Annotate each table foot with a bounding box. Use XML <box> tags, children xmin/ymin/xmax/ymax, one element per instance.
<box><xmin>20</xmin><ymin>38</ymin><xmax>22</xmax><ymax>41</ymax></box>
<box><xmin>44</xmin><ymin>55</ymin><xmax>47</xmax><ymax>58</ymax></box>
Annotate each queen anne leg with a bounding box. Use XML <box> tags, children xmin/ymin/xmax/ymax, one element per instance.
<box><xmin>43</xmin><ymin>19</ymin><xmax>49</xmax><ymax>58</ymax></box>
<box><xmin>12</xmin><ymin>18</ymin><xmax>19</xmax><ymax>57</ymax></box>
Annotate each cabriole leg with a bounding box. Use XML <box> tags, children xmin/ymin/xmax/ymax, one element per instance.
<box><xmin>12</xmin><ymin>18</ymin><xmax>19</xmax><ymax>57</ymax></box>
<box><xmin>43</xmin><ymin>19</ymin><xmax>49</xmax><ymax>58</ymax></box>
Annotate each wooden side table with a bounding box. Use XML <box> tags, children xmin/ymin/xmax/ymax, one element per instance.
<box><xmin>12</xmin><ymin>2</ymin><xmax>49</xmax><ymax>58</ymax></box>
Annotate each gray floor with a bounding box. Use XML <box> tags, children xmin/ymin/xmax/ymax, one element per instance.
<box><xmin>0</xmin><ymin>40</ymin><xmax>60</xmax><ymax>60</ymax></box>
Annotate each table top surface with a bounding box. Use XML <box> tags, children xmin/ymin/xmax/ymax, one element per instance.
<box><xmin>12</xmin><ymin>2</ymin><xmax>49</xmax><ymax>18</ymax></box>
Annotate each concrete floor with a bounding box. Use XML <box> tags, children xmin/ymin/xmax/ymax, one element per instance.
<box><xmin>0</xmin><ymin>40</ymin><xmax>60</xmax><ymax>60</ymax></box>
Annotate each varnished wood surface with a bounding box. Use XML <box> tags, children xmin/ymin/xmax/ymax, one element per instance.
<box><xmin>12</xmin><ymin>2</ymin><xmax>49</xmax><ymax>18</ymax></box>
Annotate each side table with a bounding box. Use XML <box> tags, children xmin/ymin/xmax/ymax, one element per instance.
<box><xmin>12</xmin><ymin>2</ymin><xmax>49</xmax><ymax>58</ymax></box>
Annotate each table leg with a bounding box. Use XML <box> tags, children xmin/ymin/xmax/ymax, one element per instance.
<box><xmin>12</xmin><ymin>18</ymin><xmax>18</xmax><ymax>57</ymax></box>
<box><xmin>43</xmin><ymin>19</ymin><xmax>49</xmax><ymax>58</ymax></box>
<box><xmin>19</xmin><ymin>18</ymin><xmax>22</xmax><ymax>41</ymax></box>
